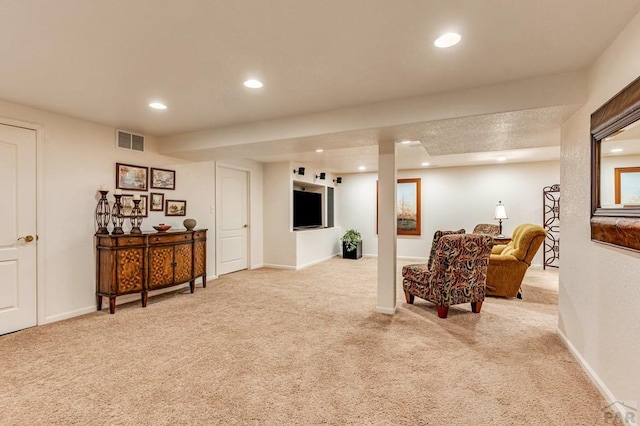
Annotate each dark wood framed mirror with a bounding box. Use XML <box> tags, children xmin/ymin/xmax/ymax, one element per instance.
<box><xmin>591</xmin><ymin>75</ymin><xmax>640</xmax><ymax>251</ymax></box>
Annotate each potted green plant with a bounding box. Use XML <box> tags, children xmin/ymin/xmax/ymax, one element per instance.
<box><xmin>340</xmin><ymin>229</ymin><xmax>362</xmax><ymax>259</ymax></box>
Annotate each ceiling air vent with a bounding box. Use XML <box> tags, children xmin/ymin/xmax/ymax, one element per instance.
<box><xmin>116</xmin><ymin>130</ymin><xmax>145</xmax><ymax>152</ymax></box>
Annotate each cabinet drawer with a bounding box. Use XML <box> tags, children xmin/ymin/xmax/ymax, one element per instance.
<box><xmin>149</xmin><ymin>233</ymin><xmax>192</xmax><ymax>244</ymax></box>
<box><xmin>116</xmin><ymin>236</ymin><xmax>146</xmax><ymax>247</ymax></box>
<box><xmin>193</xmin><ymin>231</ymin><xmax>206</xmax><ymax>240</ymax></box>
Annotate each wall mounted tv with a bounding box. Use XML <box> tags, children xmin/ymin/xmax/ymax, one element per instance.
<box><xmin>293</xmin><ymin>190</ymin><xmax>322</xmax><ymax>229</ymax></box>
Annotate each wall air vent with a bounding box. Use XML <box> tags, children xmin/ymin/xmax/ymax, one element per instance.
<box><xmin>116</xmin><ymin>130</ymin><xmax>145</xmax><ymax>152</ymax></box>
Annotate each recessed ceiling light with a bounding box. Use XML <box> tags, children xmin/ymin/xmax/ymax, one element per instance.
<box><xmin>358</xmin><ymin>166</ymin><xmax>366</xmax><ymax>171</ymax></box>
<box><xmin>434</xmin><ymin>33</ymin><xmax>461</xmax><ymax>48</ymax></box>
<box><xmin>401</xmin><ymin>140</ymin><xmax>411</xmax><ymax>144</ymax></box>
<box><xmin>316</xmin><ymin>149</ymin><xmax>324</xmax><ymax>153</ymax></box>
<box><xmin>497</xmin><ymin>157</ymin><xmax>507</xmax><ymax>162</ymax></box>
<box><xmin>149</xmin><ymin>102</ymin><xmax>167</xmax><ymax>110</ymax></box>
<box><xmin>421</xmin><ymin>162</ymin><xmax>430</xmax><ymax>166</ymax></box>
<box><xmin>244</xmin><ymin>79</ymin><xmax>263</xmax><ymax>89</ymax></box>
<box><xmin>610</xmin><ymin>148</ymin><xmax>624</xmax><ymax>153</ymax></box>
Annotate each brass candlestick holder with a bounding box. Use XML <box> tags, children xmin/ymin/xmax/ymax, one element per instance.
<box><xmin>95</xmin><ymin>190</ymin><xmax>111</xmax><ymax>235</ymax></box>
<box><xmin>130</xmin><ymin>199</ymin><xmax>143</xmax><ymax>234</ymax></box>
<box><xmin>111</xmin><ymin>194</ymin><xmax>125</xmax><ymax>235</ymax></box>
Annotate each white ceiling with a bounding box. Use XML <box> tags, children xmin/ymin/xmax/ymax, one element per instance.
<box><xmin>1</xmin><ymin>1</ymin><xmax>639</xmax><ymax>171</ymax></box>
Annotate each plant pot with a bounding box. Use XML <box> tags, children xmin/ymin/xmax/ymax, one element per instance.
<box><xmin>342</xmin><ymin>241</ymin><xmax>362</xmax><ymax>259</ymax></box>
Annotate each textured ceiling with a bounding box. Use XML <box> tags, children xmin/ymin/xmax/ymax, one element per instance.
<box><xmin>417</xmin><ymin>105</ymin><xmax>578</xmax><ymax>155</ymax></box>
<box><xmin>239</xmin><ymin>105</ymin><xmax>579</xmax><ymax>172</ymax></box>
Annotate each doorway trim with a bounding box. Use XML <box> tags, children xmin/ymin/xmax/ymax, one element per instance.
<box><xmin>215</xmin><ymin>162</ymin><xmax>252</xmax><ymax>275</ymax></box>
<box><xmin>0</xmin><ymin>116</ymin><xmax>46</xmax><ymax>326</ymax></box>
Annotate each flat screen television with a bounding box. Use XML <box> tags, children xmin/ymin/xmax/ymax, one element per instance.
<box><xmin>293</xmin><ymin>190</ymin><xmax>322</xmax><ymax>229</ymax></box>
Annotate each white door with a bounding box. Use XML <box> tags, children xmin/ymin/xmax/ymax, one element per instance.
<box><xmin>0</xmin><ymin>124</ymin><xmax>37</xmax><ymax>335</ymax></box>
<box><xmin>216</xmin><ymin>166</ymin><xmax>248</xmax><ymax>275</ymax></box>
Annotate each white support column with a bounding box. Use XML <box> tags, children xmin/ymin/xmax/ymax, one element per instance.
<box><xmin>377</xmin><ymin>140</ymin><xmax>397</xmax><ymax>314</ymax></box>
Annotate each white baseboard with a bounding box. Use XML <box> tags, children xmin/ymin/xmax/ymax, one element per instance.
<box><xmin>262</xmin><ymin>263</ymin><xmax>296</xmax><ymax>270</ymax></box>
<box><xmin>93</xmin><ymin>282</ymin><xmax>192</xmax><ymax>311</ymax></box>
<box><xmin>44</xmin><ymin>280</ymin><xmax>214</xmax><ymax>325</ymax></box>
<box><xmin>557</xmin><ymin>328</ymin><xmax>637</xmax><ymax>424</ymax></box>
<box><xmin>44</xmin><ymin>306</ymin><xmax>96</xmax><ymax>324</ymax></box>
<box><xmin>295</xmin><ymin>254</ymin><xmax>339</xmax><ymax>270</ymax></box>
<box><xmin>376</xmin><ymin>305</ymin><xmax>397</xmax><ymax>315</ymax></box>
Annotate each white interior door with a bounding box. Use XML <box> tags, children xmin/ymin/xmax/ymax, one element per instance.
<box><xmin>0</xmin><ymin>124</ymin><xmax>37</xmax><ymax>335</ymax></box>
<box><xmin>216</xmin><ymin>166</ymin><xmax>248</xmax><ymax>275</ymax></box>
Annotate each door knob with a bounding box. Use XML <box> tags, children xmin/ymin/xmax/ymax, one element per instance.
<box><xmin>17</xmin><ymin>235</ymin><xmax>34</xmax><ymax>242</ymax></box>
<box><xmin>243</xmin><ymin>224</ymin><xmax>248</xmax><ymax>228</ymax></box>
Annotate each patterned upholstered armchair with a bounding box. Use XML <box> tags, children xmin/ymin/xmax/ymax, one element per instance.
<box><xmin>472</xmin><ymin>223</ymin><xmax>500</xmax><ymax>236</ymax></box>
<box><xmin>427</xmin><ymin>228</ymin><xmax>465</xmax><ymax>270</ymax></box>
<box><xmin>402</xmin><ymin>234</ymin><xmax>494</xmax><ymax>318</ymax></box>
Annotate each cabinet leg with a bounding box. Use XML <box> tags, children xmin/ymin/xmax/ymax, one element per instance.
<box><xmin>109</xmin><ymin>297</ymin><xmax>116</xmax><ymax>314</ymax></box>
<box><xmin>141</xmin><ymin>291</ymin><xmax>148</xmax><ymax>308</ymax></box>
<box><xmin>189</xmin><ymin>280</ymin><xmax>195</xmax><ymax>293</ymax></box>
<box><xmin>202</xmin><ymin>275</ymin><xmax>206</xmax><ymax>288</ymax></box>
<box><xmin>97</xmin><ymin>295</ymin><xmax>103</xmax><ymax>311</ymax></box>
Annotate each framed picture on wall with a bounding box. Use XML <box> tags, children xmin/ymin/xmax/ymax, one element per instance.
<box><xmin>121</xmin><ymin>194</ymin><xmax>148</xmax><ymax>217</ymax></box>
<box><xmin>165</xmin><ymin>199</ymin><xmax>186</xmax><ymax>216</ymax></box>
<box><xmin>150</xmin><ymin>192</ymin><xmax>164</xmax><ymax>211</ymax></box>
<box><xmin>376</xmin><ymin>178</ymin><xmax>422</xmax><ymax>236</ymax></box>
<box><xmin>151</xmin><ymin>167</ymin><xmax>176</xmax><ymax>190</ymax></box>
<box><xmin>396</xmin><ymin>178</ymin><xmax>421</xmax><ymax>235</ymax></box>
<box><xmin>116</xmin><ymin>163</ymin><xmax>148</xmax><ymax>191</ymax></box>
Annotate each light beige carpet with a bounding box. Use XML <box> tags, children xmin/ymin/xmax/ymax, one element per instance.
<box><xmin>0</xmin><ymin>259</ymin><xmax>621</xmax><ymax>425</ymax></box>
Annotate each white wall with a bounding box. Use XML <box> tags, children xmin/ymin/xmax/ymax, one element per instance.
<box><xmin>336</xmin><ymin>161</ymin><xmax>559</xmax><ymax>265</ymax></box>
<box><xmin>263</xmin><ymin>161</ymin><xmax>340</xmax><ymax>269</ymax></box>
<box><xmin>296</xmin><ymin>227</ymin><xmax>342</xmax><ymax>268</ymax></box>
<box><xmin>0</xmin><ymin>100</ymin><xmax>217</xmax><ymax>323</ymax></box>
<box><xmin>263</xmin><ymin>162</ymin><xmax>297</xmax><ymax>267</ymax></box>
<box><xmin>559</xmin><ymin>11</ymin><xmax>640</xmax><ymax>409</ymax></box>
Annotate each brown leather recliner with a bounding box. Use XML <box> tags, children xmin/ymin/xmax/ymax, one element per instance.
<box><xmin>486</xmin><ymin>223</ymin><xmax>546</xmax><ymax>298</ymax></box>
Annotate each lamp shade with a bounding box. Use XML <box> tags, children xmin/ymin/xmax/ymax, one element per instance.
<box><xmin>494</xmin><ymin>202</ymin><xmax>508</xmax><ymax>220</ymax></box>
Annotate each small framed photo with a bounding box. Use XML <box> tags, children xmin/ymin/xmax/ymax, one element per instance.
<box><xmin>151</xmin><ymin>167</ymin><xmax>176</xmax><ymax>190</ymax></box>
<box><xmin>165</xmin><ymin>199</ymin><xmax>186</xmax><ymax>216</ymax></box>
<box><xmin>121</xmin><ymin>194</ymin><xmax>148</xmax><ymax>217</ymax></box>
<box><xmin>116</xmin><ymin>163</ymin><xmax>148</xmax><ymax>191</ymax></box>
<box><xmin>150</xmin><ymin>192</ymin><xmax>164</xmax><ymax>211</ymax></box>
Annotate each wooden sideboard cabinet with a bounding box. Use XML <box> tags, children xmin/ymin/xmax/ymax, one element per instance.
<box><xmin>95</xmin><ymin>229</ymin><xmax>207</xmax><ymax>314</ymax></box>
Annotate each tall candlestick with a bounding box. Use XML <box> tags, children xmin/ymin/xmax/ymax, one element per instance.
<box><xmin>111</xmin><ymin>194</ymin><xmax>124</xmax><ymax>235</ymax></box>
<box><xmin>130</xmin><ymin>199</ymin><xmax>143</xmax><ymax>234</ymax></box>
<box><xmin>95</xmin><ymin>190</ymin><xmax>110</xmax><ymax>234</ymax></box>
